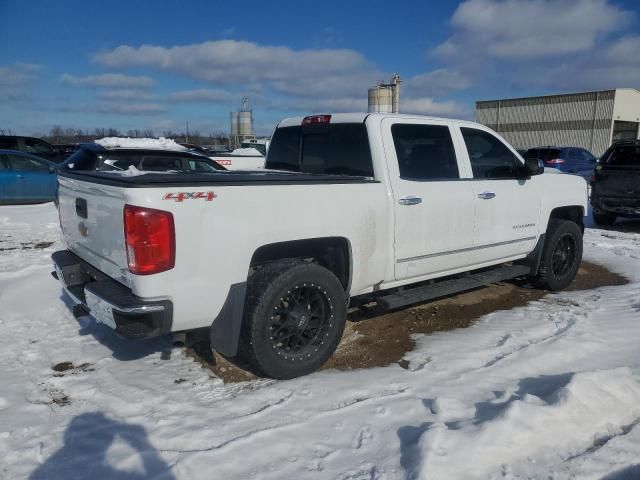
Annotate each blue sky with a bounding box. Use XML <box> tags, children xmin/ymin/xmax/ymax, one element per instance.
<box><xmin>1</xmin><ymin>0</ymin><xmax>640</xmax><ymax>136</ymax></box>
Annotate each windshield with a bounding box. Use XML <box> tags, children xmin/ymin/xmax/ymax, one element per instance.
<box><xmin>602</xmin><ymin>145</ymin><xmax>640</xmax><ymax>167</ymax></box>
<box><xmin>240</xmin><ymin>142</ymin><xmax>266</xmax><ymax>155</ymax></box>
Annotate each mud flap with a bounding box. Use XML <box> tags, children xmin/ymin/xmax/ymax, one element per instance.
<box><xmin>209</xmin><ymin>282</ymin><xmax>247</xmax><ymax>357</ymax></box>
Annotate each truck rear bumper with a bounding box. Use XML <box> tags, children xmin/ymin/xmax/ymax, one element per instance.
<box><xmin>52</xmin><ymin>250</ymin><xmax>173</xmax><ymax>338</ymax></box>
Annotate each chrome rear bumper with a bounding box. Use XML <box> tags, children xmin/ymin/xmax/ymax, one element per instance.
<box><xmin>52</xmin><ymin>250</ymin><xmax>172</xmax><ymax>338</ymax></box>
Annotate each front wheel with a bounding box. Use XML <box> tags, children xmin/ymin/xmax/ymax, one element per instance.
<box><xmin>238</xmin><ymin>260</ymin><xmax>347</xmax><ymax>379</ymax></box>
<box><xmin>534</xmin><ymin>219</ymin><xmax>583</xmax><ymax>291</ymax></box>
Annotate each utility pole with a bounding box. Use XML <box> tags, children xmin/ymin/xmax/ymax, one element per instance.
<box><xmin>186</xmin><ymin>120</ymin><xmax>190</xmax><ymax>143</ymax></box>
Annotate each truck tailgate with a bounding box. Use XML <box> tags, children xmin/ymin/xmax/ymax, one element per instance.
<box><xmin>57</xmin><ymin>175</ymin><xmax>131</xmax><ymax>286</ymax></box>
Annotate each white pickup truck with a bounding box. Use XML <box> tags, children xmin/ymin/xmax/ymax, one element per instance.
<box><xmin>207</xmin><ymin>139</ymin><xmax>269</xmax><ymax>170</ymax></box>
<box><xmin>52</xmin><ymin>113</ymin><xmax>588</xmax><ymax>379</ymax></box>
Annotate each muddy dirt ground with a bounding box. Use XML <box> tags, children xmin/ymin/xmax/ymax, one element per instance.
<box><xmin>192</xmin><ymin>261</ymin><xmax>627</xmax><ymax>383</ymax></box>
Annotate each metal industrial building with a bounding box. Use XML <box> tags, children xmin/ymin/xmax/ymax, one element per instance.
<box><xmin>475</xmin><ymin>88</ymin><xmax>640</xmax><ymax>156</ymax></box>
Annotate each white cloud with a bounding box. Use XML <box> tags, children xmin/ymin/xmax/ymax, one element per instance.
<box><xmin>60</xmin><ymin>73</ymin><xmax>155</xmax><ymax>89</ymax></box>
<box><xmin>167</xmin><ymin>88</ymin><xmax>232</xmax><ymax>103</ymax></box>
<box><xmin>0</xmin><ymin>63</ymin><xmax>42</xmax><ymax>101</ymax></box>
<box><xmin>93</xmin><ymin>40</ymin><xmax>379</xmax><ymax>98</ymax></box>
<box><xmin>98</xmin><ymin>89</ymin><xmax>156</xmax><ymax>100</ymax></box>
<box><xmin>435</xmin><ymin>0</ymin><xmax>631</xmax><ymax>61</ymax></box>
<box><xmin>427</xmin><ymin>0</ymin><xmax>640</xmax><ymax>95</ymax></box>
<box><xmin>400</xmin><ymin>97</ymin><xmax>471</xmax><ymax>118</ymax></box>
<box><xmin>604</xmin><ymin>35</ymin><xmax>640</xmax><ymax>65</ymax></box>
<box><xmin>0</xmin><ymin>63</ymin><xmax>41</xmax><ymax>87</ymax></box>
<box><xmin>405</xmin><ymin>69</ymin><xmax>471</xmax><ymax>96</ymax></box>
<box><xmin>95</xmin><ymin>102</ymin><xmax>165</xmax><ymax>114</ymax></box>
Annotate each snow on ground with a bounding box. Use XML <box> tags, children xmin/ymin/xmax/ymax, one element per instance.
<box><xmin>94</xmin><ymin>137</ymin><xmax>187</xmax><ymax>151</ymax></box>
<box><xmin>1</xmin><ymin>203</ymin><xmax>640</xmax><ymax>480</ymax></box>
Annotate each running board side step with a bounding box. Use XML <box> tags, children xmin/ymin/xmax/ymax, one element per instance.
<box><xmin>377</xmin><ymin>264</ymin><xmax>532</xmax><ymax>311</ymax></box>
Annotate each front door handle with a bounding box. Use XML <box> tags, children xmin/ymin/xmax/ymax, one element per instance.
<box><xmin>477</xmin><ymin>191</ymin><xmax>496</xmax><ymax>200</ymax></box>
<box><xmin>399</xmin><ymin>196</ymin><xmax>422</xmax><ymax>206</ymax></box>
<box><xmin>15</xmin><ymin>174</ymin><xmax>25</xmax><ymax>179</ymax></box>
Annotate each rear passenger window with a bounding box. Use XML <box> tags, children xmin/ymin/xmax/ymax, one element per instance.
<box><xmin>8</xmin><ymin>154</ymin><xmax>49</xmax><ymax>171</ymax></box>
<box><xmin>461</xmin><ymin>128</ymin><xmax>520</xmax><ymax>179</ymax></box>
<box><xmin>0</xmin><ymin>137</ymin><xmax>18</xmax><ymax>149</ymax></box>
<box><xmin>23</xmin><ymin>138</ymin><xmax>54</xmax><ymax>155</ymax></box>
<box><xmin>391</xmin><ymin>124</ymin><xmax>459</xmax><ymax>180</ymax></box>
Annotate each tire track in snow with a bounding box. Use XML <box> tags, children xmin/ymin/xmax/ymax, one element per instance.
<box><xmin>157</xmin><ymin>385</ymin><xmax>408</xmax><ymax>457</ymax></box>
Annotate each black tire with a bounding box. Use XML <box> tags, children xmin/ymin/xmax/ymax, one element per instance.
<box><xmin>238</xmin><ymin>260</ymin><xmax>347</xmax><ymax>379</ymax></box>
<box><xmin>534</xmin><ymin>219</ymin><xmax>583</xmax><ymax>291</ymax></box>
<box><xmin>593</xmin><ymin>212</ymin><xmax>616</xmax><ymax>226</ymax></box>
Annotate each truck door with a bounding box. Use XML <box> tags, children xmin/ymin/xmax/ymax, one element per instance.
<box><xmin>382</xmin><ymin>118</ymin><xmax>476</xmax><ymax>280</ymax></box>
<box><xmin>6</xmin><ymin>153</ymin><xmax>55</xmax><ymax>202</ymax></box>
<box><xmin>457</xmin><ymin>126</ymin><xmax>540</xmax><ymax>263</ymax></box>
<box><xmin>0</xmin><ymin>154</ymin><xmax>18</xmax><ymax>202</ymax></box>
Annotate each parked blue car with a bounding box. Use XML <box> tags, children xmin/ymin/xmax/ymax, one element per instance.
<box><xmin>523</xmin><ymin>146</ymin><xmax>597</xmax><ymax>180</ymax></box>
<box><xmin>0</xmin><ymin>150</ymin><xmax>58</xmax><ymax>204</ymax></box>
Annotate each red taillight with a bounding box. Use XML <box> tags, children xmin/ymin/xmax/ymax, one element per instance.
<box><xmin>123</xmin><ymin>205</ymin><xmax>175</xmax><ymax>275</ymax></box>
<box><xmin>544</xmin><ymin>158</ymin><xmax>565</xmax><ymax>165</ymax></box>
<box><xmin>302</xmin><ymin>114</ymin><xmax>331</xmax><ymax>125</ymax></box>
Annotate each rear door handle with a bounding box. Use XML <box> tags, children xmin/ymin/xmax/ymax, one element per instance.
<box><xmin>399</xmin><ymin>196</ymin><xmax>422</xmax><ymax>206</ymax></box>
<box><xmin>477</xmin><ymin>191</ymin><xmax>496</xmax><ymax>200</ymax></box>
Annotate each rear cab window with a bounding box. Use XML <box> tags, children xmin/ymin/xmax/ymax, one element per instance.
<box><xmin>266</xmin><ymin>123</ymin><xmax>374</xmax><ymax>177</ymax></box>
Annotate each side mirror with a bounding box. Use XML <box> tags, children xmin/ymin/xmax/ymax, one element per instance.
<box><xmin>524</xmin><ymin>157</ymin><xmax>544</xmax><ymax>176</ymax></box>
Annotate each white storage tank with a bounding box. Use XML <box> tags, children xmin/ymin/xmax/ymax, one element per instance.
<box><xmin>238</xmin><ymin>110</ymin><xmax>253</xmax><ymax>135</ymax></box>
<box><xmin>230</xmin><ymin>112</ymin><xmax>239</xmax><ymax>136</ymax></box>
<box><xmin>368</xmin><ymin>86</ymin><xmax>394</xmax><ymax>113</ymax></box>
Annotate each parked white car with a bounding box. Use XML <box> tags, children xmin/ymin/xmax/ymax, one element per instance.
<box><xmin>52</xmin><ymin>113</ymin><xmax>588</xmax><ymax>378</ymax></box>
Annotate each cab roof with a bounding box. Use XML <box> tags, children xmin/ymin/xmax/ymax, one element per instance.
<box><xmin>276</xmin><ymin>112</ymin><xmax>482</xmax><ymax>129</ymax></box>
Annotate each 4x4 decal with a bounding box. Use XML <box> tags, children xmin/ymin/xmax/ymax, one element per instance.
<box><xmin>162</xmin><ymin>192</ymin><xmax>217</xmax><ymax>202</ymax></box>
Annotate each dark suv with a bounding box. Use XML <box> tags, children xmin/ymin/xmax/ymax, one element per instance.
<box><xmin>524</xmin><ymin>146</ymin><xmax>597</xmax><ymax>179</ymax></box>
<box><xmin>591</xmin><ymin>140</ymin><xmax>640</xmax><ymax>226</ymax></box>
<box><xmin>0</xmin><ymin>136</ymin><xmax>64</xmax><ymax>163</ymax></box>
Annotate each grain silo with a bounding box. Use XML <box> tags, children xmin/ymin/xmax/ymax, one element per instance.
<box><xmin>230</xmin><ymin>112</ymin><xmax>239</xmax><ymax>136</ymax></box>
<box><xmin>368</xmin><ymin>74</ymin><xmax>401</xmax><ymax>113</ymax></box>
<box><xmin>368</xmin><ymin>86</ymin><xmax>393</xmax><ymax>113</ymax></box>
<box><xmin>237</xmin><ymin>111</ymin><xmax>253</xmax><ymax>135</ymax></box>
<box><xmin>229</xmin><ymin>96</ymin><xmax>256</xmax><ymax>149</ymax></box>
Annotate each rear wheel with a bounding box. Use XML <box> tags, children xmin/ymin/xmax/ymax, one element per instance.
<box><xmin>593</xmin><ymin>212</ymin><xmax>616</xmax><ymax>226</ymax></box>
<box><xmin>238</xmin><ymin>260</ymin><xmax>347</xmax><ymax>379</ymax></box>
<box><xmin>534</xmin><ymin>219</ymin><xmax>583</xmax><ymax>291</ymax></box>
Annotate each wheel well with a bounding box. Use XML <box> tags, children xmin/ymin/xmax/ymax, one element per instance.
<box><xmin>250</xmin><ymin>237</ymin><xmax>351</xmax><ymax>290</ymax></box>
<box><xmin>548</xmin><ymin>206</ymin><xmax>585</xmax><ymax>232</ymax></box>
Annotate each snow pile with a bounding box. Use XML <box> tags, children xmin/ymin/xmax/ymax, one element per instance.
<box><xmin>95</xmin><ymin>137</ymin><xmax>187</xmax><ymax>151</ymax></box>
<box><xmin>418</xmin><ymin>368</ymin><xmax>640</xmax><ymax>479</ymax></box>
<box><xmin>229</xmin><ymin>147</ymin><xmax>263</xmax><ymax>156</ymax></box>
<box><xmin>107</xmin><ymin>165</ymin><xmax>175</xmax><ymax>176</ymax></box>
<box><xmin>1</xmin><ymin>204</ymin><xmax>640</xmax><ymax>479</ymax></box>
